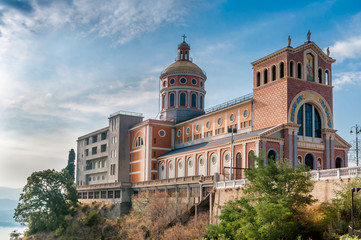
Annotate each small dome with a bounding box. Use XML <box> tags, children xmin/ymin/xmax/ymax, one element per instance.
<box><xmin>178</xmin><ymin>41</ymin><xmax>190</xmax><ymax>49</ymax></box>
<box><xmin>161</xmin><ymin>61</ymin><xmax>206</xmax><ymax>78</ymax></box>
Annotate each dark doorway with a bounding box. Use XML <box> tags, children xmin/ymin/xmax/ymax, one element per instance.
<box><xmin>336</xmin><ymin>157</ymin><xmax>342</xmax><ymax>168</ymax></box>
<box><xmin>236</xmin><ymin>153</ymin><xmax>242</xmax><ymax>179</ymax></box>
<box><xmin>267</xmin><ymin>150</ymin><xmax>277</xmax><ymax>163</ymax></box>
<box><xmin>305</xmin><ymin>153</ymin><xmax>314</xmax><ymax>170</ymax></box>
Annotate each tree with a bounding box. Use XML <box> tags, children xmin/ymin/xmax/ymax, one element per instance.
<box><xmin>14</xmin><ymin>169</ymin><xmax>78</xmax><ymax>234</ymax></box>
<box><xmin>206</xmin><ymin>155</ymin><xmax>316</xmax><ymax>239</ymax></box>
<box><xmin>321</xmin><ymin>177</ymin><xmax>361</xmax><ymax>238</ymax></box>
<box><xmin>66</xmin><ymin>149</ymin><xmax>75</xmax><ymax>180</ymax></box>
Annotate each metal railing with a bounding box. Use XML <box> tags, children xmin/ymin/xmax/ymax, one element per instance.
<box><xmin>109</xmin><ymin>110</ymin><xmax>143</xmax><ymax>118</ymax></box>
<box><xmin>205</xmin><ymin>93</ymin><xmax>253</xmax><ymax>114</ymax></box>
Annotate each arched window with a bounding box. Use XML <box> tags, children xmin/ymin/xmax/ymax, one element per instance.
<box><xmin>191</xmin><ymin>94</ymin><xmax>197</xmax><ymax>108</ymax></box>
<box><xmin>169</xmin><ymin>93</ymin><xmax>175</xmax><ymax>107</ymax></box>
<box><xmin>290</xmin><ymin>61</ymin><xmax>294</xmax><ymax>77</ymax></box>
<box><xmin>248</xmin><ymin>150</ymin><xmax>255</xmax><ymax>169</ymax></box>
<box><xmin>267</xmin><ymin>150</ymin><xmax>277</xmax><ymax>163</ymax></box>
<box><xmin>315</xmin><ymin>109</ymin><xmax>321</xmax><ymax>138</ymax></box>
<box><xmin>135</xmin><ymin>136</ymin><xmax>143</xmax><ymax>147</ymax></box>
<box><xmin>180</xmin><ymin>50</ymin><xmax>183</xmax><ymax>59</ymax></box>
<box><xmin>264</xmin><ymin>69</ymin><xmax>268</xmax><ymax>84</ymax></box>
<box><xmin>280</xmin><ymin>62</ymin><xmax>285</xmax><ymax>78</ymax></box>
<box><xmin>335</xmin><ymin>157</ymin><xmax>342</xmax><ymax>168</ymax></box>
<box><xmin>297</xmin><ymin>104</ymin><xmax>322</xmax><ymax>138</ymax></box>
<box><xmin>325</xmin><ymin>70</ymin><xmax>330</xmax><ymax>85</ymax></box>
<box><xmin>236</xmin><ymin>153</ymin><xmax>242</xmax><ymax>179</ymax></box>
<box><xmin>200</xmin><ymin>95</ymin><xmax>203</xmax><ymax>109</ymax></box>
<box><xmin>297</xmin><ymin>63</ymin><xmax>302</xmax><ymax>79</ymax></box>
<box><xmin>318</xmin><ymin>68</ymin><xmax>322</xmax><ymax>83</ymax></box>
<box><xmin>256</xmin><ymin>72</ymin><xmax>261</xmax><ymax>86</ymax></box>
<box><xmin>185</xmin><ymin>50</ymin><xmax>188</xmax><ymax>60</ymax></box>
<box><xmin>305</xmin><ymin>153</ymin><xmax>314</xmax><ymax>170</ymax></box>
<box><xmin>180</xmin><ymin>92</ymin><xmax>186</xmax><ymax>106</ymax></box>
<box><xmin>272</xmin><ymin>65</ymin><xmax>276</xmax><ymax>81</ymax></box>
<box><xmin>162</xmin><ymin>95</ymin><xmax>165</xmax><ymax>109</ymax></box>
<box><xmin>305</xmin><ymin>104</ymin><xmax>313</xmax><ymax>137</ymax></box>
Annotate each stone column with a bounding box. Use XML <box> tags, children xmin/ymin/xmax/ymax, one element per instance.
<box><xmin>293</xmin><ymin>129</ymin><xmax>298</xmax><ymax>167</ymax></box>
<box><xmin>262</xmin><ymin>141</ymin><xmax>267</xmax><ymax>165</ymax></box>
<box><xmin>288</xmin><ymin>130</ymin><xmax>293</xmax><ymax>166</ymax></box>
<box><xmin>330</xmin><ymin>135</ymin><xmax>335</xmax><ymax>168</ymax></box>
<box><xmin>326</xmin><ymin>134</ymin><xmax>330</xmax><ymax>169</ymax></box>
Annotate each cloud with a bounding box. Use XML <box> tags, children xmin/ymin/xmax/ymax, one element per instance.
<box><xmin>329</xmin><ymin>36</ymin><xmax>361</xmax><ymax>63</ymax></box>
<box><xmin>333</xmin><ymin>71</ymin><xmax>361</xmax><ymax>90</ymax></box>
<box><xmin>0</xmin><ymin>0</ymin><xmax>192</xmax><ymax>46</ymax></box>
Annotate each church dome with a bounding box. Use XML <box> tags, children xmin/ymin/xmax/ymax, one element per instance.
<box><xmin>161</xmin><ymin>60</ymin><xmax>206</xmax><ymax>78</ymax></box>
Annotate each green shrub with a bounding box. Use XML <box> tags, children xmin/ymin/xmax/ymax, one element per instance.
<box><xmin>85</xmin><ymin>210</ymin><xmax>99</xmax><ymax>226</ymax></box>
<box><xmin>81</xmin><ymin>204</ymin><xmax>90</xmax><ymax>213</ymax></box>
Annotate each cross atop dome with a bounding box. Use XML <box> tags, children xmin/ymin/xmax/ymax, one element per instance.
<box><xmin>182</xmin><ymin>34</ymin><xmax>187</xmax><ymax>42</ymax></box>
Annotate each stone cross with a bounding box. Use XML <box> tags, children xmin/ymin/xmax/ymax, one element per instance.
<box><xmin>182</xmin><ymin>34</ymin><xmax>187</xmax><ymax>42</ymax></box>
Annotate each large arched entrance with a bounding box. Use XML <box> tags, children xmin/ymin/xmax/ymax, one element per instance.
<box><xmin>235</xmin><ymin>152</ymin><xmax>242</xmax><ymax>179</ymax></box>
<box><xmin>305</xmin><ymin>153</ymin><xmax>314</xmax><ymax>170</ymax></box>
<box><xmin>335</xmin><ymin>157</ymin><xmax>342</xmax><ymax>168</ymax></box>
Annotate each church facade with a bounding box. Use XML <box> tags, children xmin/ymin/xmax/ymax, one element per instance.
<box><xmin>76</xmin><ymin>34</ymin><xmax>350</xmax><ymax>198</ymax></box>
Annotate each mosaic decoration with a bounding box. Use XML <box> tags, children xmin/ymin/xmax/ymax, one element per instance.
<box><xmin>318</xmin><ymin>98</ymin><xmax>332</xmax><ymax>128</ymax></box>
<box><xmin>290</xmin><ymin>93</ymin><xmax>332</xmax><ymax>128</ymax></box>
<box><xmin>290</xmin><ymin>95</ymin><xmax>304</xmax><ymax>122</ymax></box>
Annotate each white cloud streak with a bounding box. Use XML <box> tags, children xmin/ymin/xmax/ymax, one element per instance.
<box><xmin>329</xmin><ymin>36</ymin><xmax>361</xmax><ymax>63</ymax></box>
<box><xmin>333</xmin><ymin>71</ymin><xmax>361</xmax><ymax>90</ymax></box>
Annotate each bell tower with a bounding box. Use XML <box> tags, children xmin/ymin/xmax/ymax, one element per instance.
<box><xmin>159</xmin><ymin>36</ymin><xmax>207</xmax><ymax>123</ymax></box>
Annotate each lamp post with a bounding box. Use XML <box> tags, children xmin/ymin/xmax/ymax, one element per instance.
<box><xmin>350</xmin><ymin>124</ymin><xmax>361</xmax><ymax>166</ymax></box>
<box><xmin>351</xmin><ymin>188</ymin><xmax>361</xmax><ymax>236</ymax></box>
<box><xmin>228</xmin><ymin>126</ymin><xmax>237</xmax><ymax>180</ymax></box>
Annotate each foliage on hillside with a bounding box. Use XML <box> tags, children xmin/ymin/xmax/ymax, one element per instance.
<box><xmin>205</xmin><ymin>156</ymin><xmax>318</xmax><ymax>240</ymax></box>
<box><xmin>14</xmin><ymin>193</ymin><xmax>209</xmax><ymax>240</ymax></box>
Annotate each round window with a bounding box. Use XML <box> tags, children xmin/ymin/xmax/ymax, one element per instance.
<box><xmin>192</xmin><ymin>79</ymin><xmax>197</xmax><ymax>85</ymax></box>
<box><xmin>217</xmin><ymin>118</ymin><xmax>223</xmax><ymax>126</ymax></box>
<box><xmin>170</xmin><ymin>78</ymin><xmax>175</xmax><ymax>85</ymax></box>
<box><xmin>200</xmin><ymin>158</ymin><xmax>204</xmax><ymax>166</ymax></box>
<box><xmin>230</xmin><ymin>113</ymin><xmax>235</xmax><ymax>122</ymax></box>
<box><xmin>159</xmin><ymin>129</ymin><xmax>166</xmax><ymax>137</ymax></box>
<box><xmin>243</xmin><ymin>109</ymin><xmax>249</xmax><ymax>118</ymax></box>
<box><xmin>179</xmin><ymin>161</ymin><xmax>183</xmax><ymax>169</ymax></box>
<box><xmin>196</xmin><ymin>124</ymin><xmax>200</xmax><ymax>132</ymax></box>
<box><xmin>200</xmin><ymin>81</ymin><xmax>204</xmax><ymax>87</ymax></box>
<box><xmin>177</xmin><ymin>130</ymin><xmax>181</xmax><ymax>137</ymax></box>
<box><xmin>163</xmin><ymin>81</ymin><xmax>166</xmax><ymax>87</ymax></box>
<box><xmin>225</xmin><ymin>154</ymin><xmax>230</xmax><ymax>162</ymax></box>
<box><xmin>169</xmin><ymin>163</ymin><xmax>173</xmax><ymax>170</ymax></box>
<box><xmin>186</xmin><ymin>127</ymin><xmax>190</xmax><ymax>135</ymax></box>
<box><xmin>212</xmin><ymin>156</ymin><xmax>217</xmax><ymax>164</ymax></box>
<box><xmin>180</xmin><ymin>78</ymin><xmax>187</xmax><ymax>84</ymax></box>
<box><xmin>189</xmin><ymin>159</ymin><xmax>193</xmax><ymax>167</ymax></box>
<box><xmin>206</xmin><ymin>121</ymin><xmax>211</xmax><ymax>129</ymax></box>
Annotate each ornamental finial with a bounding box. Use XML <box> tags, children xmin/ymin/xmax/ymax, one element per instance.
<box><xmin>307</xmin><ymin>29</ymin><xmax>311</xmax><ymax>42</ymax></box>
<box><xmin>288</xmin><ymin>35</ymin><xmax>291</xmax><ymax>47</ymax></box>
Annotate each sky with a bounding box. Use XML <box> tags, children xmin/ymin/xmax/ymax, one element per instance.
<box><xmin>0</xmin><ymin>0</ymin><xmax>361</xmax><ymax>189</ymax></box>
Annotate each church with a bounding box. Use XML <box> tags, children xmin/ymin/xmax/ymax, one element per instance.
<box><xmin>75</xmin><ymin>33</ymin><xmax>350</xmax><ymax>200</ymax></box>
